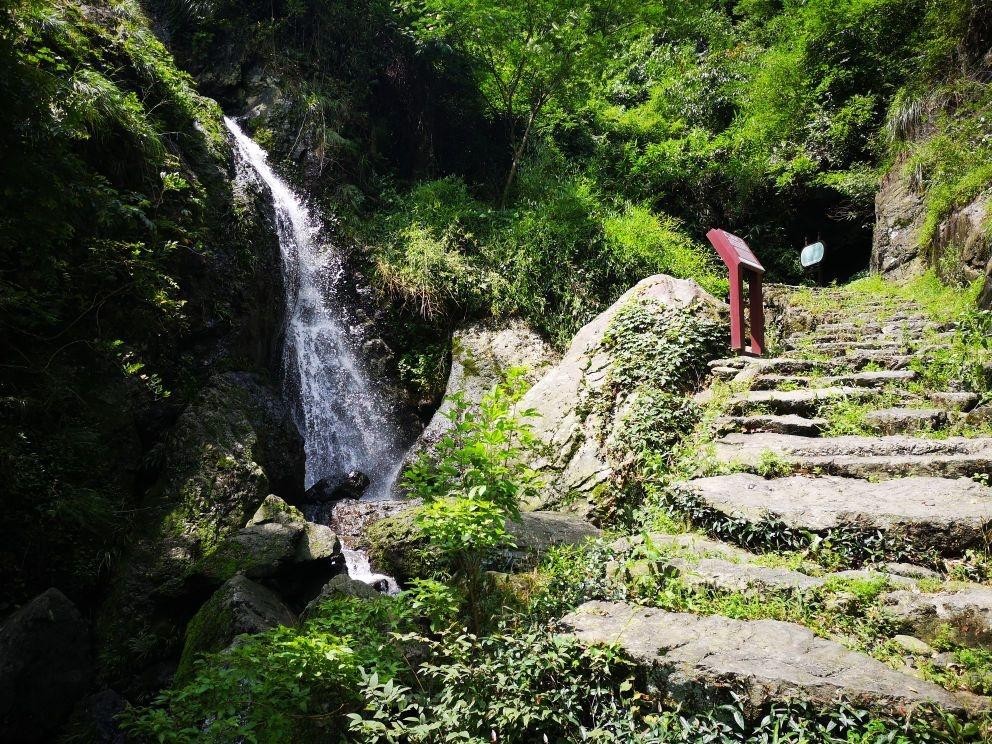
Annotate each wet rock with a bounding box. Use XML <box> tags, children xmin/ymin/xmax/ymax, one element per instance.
<box><xmin>520</xmin><ymin>275</ymin><xmax>725</xmax><ymax>513</ymax></box>
<box><xmin>0</xmin><ymin>588</ymin><xmax>92</xmax><ymax>741</ymax></box>
<box><xmin>882</xmin><ymin>587</ymin><xmax>992</xmax><ymax>647</ymax></box>
<box><xmin>680</xmin><ymin>474</ymin><xmax>992</xmax><ymax>558</ymax></box>
<box><xmin>303</xmin><ymin>471</ymin><xmax>370</xmax><ymax>503</ymax></box>
<box><xmin>176</xmin><ymin>575</ymin><xmax>297</xmax><ymax>682</ymax></box>
<box><xmin>561</xmin><ymin>601</ymin><xmax>961</xmax><ymax>714</ymax></box>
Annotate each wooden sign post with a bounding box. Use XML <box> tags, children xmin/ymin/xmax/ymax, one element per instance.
<box><xmin>706</xmin><ymin>229</ymin><xmax>765</xmax><ymax>356</ymax></box>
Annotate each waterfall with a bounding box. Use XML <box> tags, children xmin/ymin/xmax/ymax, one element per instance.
<box><xmin>225</xmin><ymin>116</ymin><xmax>403</xmax><ymax>590</ymax></box>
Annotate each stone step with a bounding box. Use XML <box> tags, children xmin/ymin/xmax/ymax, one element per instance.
<box><xmin>716</xmin><ymin>414</ymin><xmax>826</xmax><ymax>437</ymax></box>
<box><xmin>864</xmin><ymin>408</ymin><xmax>949</xmax><ymax>435</ymax></box>
<box><xmin>883</xmin><ymin>587</ymin><xmax>992</xmax><ymax>648</ymax></box>
<box><xmin>750</xmin><ymin>370</ymin><xmax>916</xmax><ymax>391</ymax></box>
<box><xmin>843</xmin><ymin>350</ymin><xmax>914</xmax><ymax>370</ymax></box>
<box><xmin>677</xmin><ymin>473</ymin><xmax>992</xmax><ymax>558</ymax></box>
<box><xmin>929</xmin><ymin>391</ymin><xmax>981</xmax><ymax>412</ymax></box>
<box><xmin>713</xmin><ymin>432</ymin><xmax>992</xmax><ymax>479</ymax></box>
<box><xmin>727</xmin><ymin>387</ymin><xmax>880</xmax><ymax>416</ymax></box>
<box><xmin>561</xmin><ymin>601</ymin><xmax>963</xmax><ymax>714</ymax></box>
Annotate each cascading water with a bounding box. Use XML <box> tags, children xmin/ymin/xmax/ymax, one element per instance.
<box><xmin>225</xmin><ymin>116</ymin><xmax>401</xmax><ymax>593</ymax></box>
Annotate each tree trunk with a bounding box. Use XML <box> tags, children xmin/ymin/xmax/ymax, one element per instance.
<box><xmin>499</xmin><ymin>104</ymin><xmax>540</xmax><ymax>209</ymax></box>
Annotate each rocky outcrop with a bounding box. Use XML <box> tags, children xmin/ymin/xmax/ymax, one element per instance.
<box><xmin>0</xmin><ymin>589</ymin><xmax>92</xmax><ymax>741</ymax></box>
<box><xmin>520</xmin><ymin>275</ymin><xmax>725</xmax><ymax>514</ymax></box>
<box><xmin>409</xmin><ymin>319</ymin><xmax>557</xmax><ymax>462</ymax></box>
<box><xmin>873</xmin><ymin>156</ymin><xmax>992</xmax><ymax>287</ymax></box>
<box><xmin>561</xmin><ymin>601</ymin><xmax>963</xmax><ymax>715</ymax></box>
<box><xmin>96</xmin><ymin>378</ymin><xmax>306</xmax><ymax>694</ymax></box>
<box><xmin>176</xmin><ymin>575</ymin><xmax>297</xmax><ymax>682</ymax></box>
<box><xmin>872</xmin><ymin>156</ymin><xmax>927</xmax><ymax>279</ymax></box>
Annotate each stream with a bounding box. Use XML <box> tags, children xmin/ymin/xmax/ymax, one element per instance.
<box><xmin>225</xmin><ymin>116</ymin><xmax>404</xmax><ymax>593</ymax></box>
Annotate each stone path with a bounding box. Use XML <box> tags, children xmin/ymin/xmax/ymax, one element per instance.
<box><xmin>562</xmin><ymin>287</ymin><xmax>992</xmax><ymax>718</ymax></box>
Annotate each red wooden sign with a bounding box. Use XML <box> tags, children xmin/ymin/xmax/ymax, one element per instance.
<box><xmin>706</xmin><ymin>229</ymin><xmax>765</xmax><ymax>356</ymax></box>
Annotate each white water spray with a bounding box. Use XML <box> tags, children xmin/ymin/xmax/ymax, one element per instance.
<box><xmin>225</xmin><ymin>116</ymin><xmax>403</xmax><ymax>590</ymax></box>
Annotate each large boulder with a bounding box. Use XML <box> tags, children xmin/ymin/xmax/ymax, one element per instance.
<box><xmin>520</xmin><ymin>275</ymin><xmax>725</xmax><ymax>514</ymax></box>
<box><xmin>176</xmin><ymin>575</ymin><xmax>297</xmax><ymax>683</ymax></box>
<box><xmin>192</xmin><ymin>495</ymin><xmax>344</xmax><ymax>603</ymax></box>
<box><xmin>363</xmin><ymin>504</ymin><xmax>601</xmax><ymax>583</ymax></box>
<box><xmin>0</xmin><ymin>589</ymin><xmax>92</xmax><ymax>741</ymax></box>
<box><xmin>409</xmin><ymin>319</ymin><xmax>557</xmax><ymax>462</ymax></box>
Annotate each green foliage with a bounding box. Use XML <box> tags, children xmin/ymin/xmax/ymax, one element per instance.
<box><xmin>404</xmin><ymin>368</ymin><xmax>541</xmax><ymax>630</ymax></box>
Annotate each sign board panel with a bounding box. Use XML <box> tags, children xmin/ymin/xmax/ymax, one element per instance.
<box><xmin>707</xmin><ymin>229</ymin><xmax>764</xmax><ymax>273</ymax></box>
<box><xmin>801</xmin><ymin>241</ymin><xmax>825</xmax><ymax>268</ymax></box>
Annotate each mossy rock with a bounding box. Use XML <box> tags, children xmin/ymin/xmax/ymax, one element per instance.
<box><xmin>175</xmin><ymin>575</ymin><xmax>296</xmax><ymax>683</ymax></box>
<box><xmin>363</xmin><ymin>508</ymin><xmax>435</xmax><ymax>584</ymax></box>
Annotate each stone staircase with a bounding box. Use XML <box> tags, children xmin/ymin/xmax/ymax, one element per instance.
<box><xmin>562</xmin><ymin>287</ymin><xmax>992</xmax><ymax>722</ymax></box>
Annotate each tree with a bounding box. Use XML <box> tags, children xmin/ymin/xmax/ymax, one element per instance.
<box><xmin>401</xmin><ymin>0</ymin><xmax>646</xmax><ymax>206</ymax></box>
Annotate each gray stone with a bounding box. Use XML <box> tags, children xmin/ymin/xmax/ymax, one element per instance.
<box><xmin>864</xmin><ymin>408</ymin><xmax>948</xmax><ymax>435</ymax></box>
<box><xmin>965</xmin><ymin>404</ymin><xmax>992</xmax><ymax>428</ymax></box>
<box><xmin>610</xmin><ymin>533</ymin><xmax>751</xmax><ymax>561</ymax></box>
<box><xmin>872</xmin><ymin>162</ymin><xmax>927</xmax><ymax>280</ymax></box>
<box><xmin>718</xmin><ymin>414</ymin><xmax>825</xmax><ymax>437</ymax></box>
<box><xmin>0</xmin><ymin>589</ymin><xmax>92</xmax><ymax>742</ymax></box>
<box><xmin>561</xmin><ymin>601</ymin><xmax>961</xmax><ymax>713</ymax></box>
<box><xmin>247</xmin><ymin>493</ymin><xmax>306</xmax><ymax>527</ymax></box>
<box><xmin>679</xmin><ymin>473</ymin><xmax>992</xmax><ymax>557</ymax></box>
<box><xmin>296</xmin><ymin>522</ymin><xmax>341</xmax><ymax>562</ymax></box>
<box><xmin>176</xmin><ymin>575</ymin><xmax>296</xmax><ymax>682</ymax></box>
<box><xmin>892</xmin><ymin>635</ymin><xmax>935</xmax><ymax>656</ymax></box>
<box><xmin>506</xmin><ymin>511</ymin><xmax>601</xmax><ymax>555</ymax></box>
<box><xmin>750</xmin><ymin>371</ymin><xmax>915</xmax><ymax>392</ymax></box>
<box><xmin>666</xmin><ymin>557</ymin><xmax>823</xmax><ymax>593</ymax></box>
<box><xmin>520</xmin><ymin>275</ymin><xmax>724</xmax><ymax>511</ymax></box>
<box><xmin>883</xmin><ymin>562</ymin><xmax>943</xmax><ymax>581</ymax></box>
<box><xmin>727</xmin><ymin>387</ymin><xmax>880</xmax><ymax>416</ymax></box>
<box><xmin>882</xmin><ymin>587</ymin><xmax>992</xmax><ymax>647</ymax></box>
<box><xmin>712</xmin><ymin>432</ymin><xmax>992</xmax><ymax>479</ymax></box>
<box><xmin>929</xmin><ymin>391</ymin><xmax>980</xmax><ymax>412</ymax></box>
<box><xmin>412</xmin><ymin>319</ymin><xmax>557</xmax><ymax>461</ymax></box>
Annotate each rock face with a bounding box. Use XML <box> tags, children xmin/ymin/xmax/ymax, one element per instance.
<box><xmin>411</xmin><ymin>319</ymin><xmax>557</xmax><ymax>460</ymax></box>
<box><xmin>872</xmin><ymin>156</ymin><xmax>991</xmax><ymax>286</ymax></box>
<box><xmin>0</xmin><ymin>589</ymin><xmax>92</xmax><ymax>741</ymax></box>
<box><xmin>872</xmin><ymin>156</ymin><xmax>927</xmax><ymax>279</ymax></box>
<box><xmin>883</xmin><ymin>588</ymin><xmax>992</xmax><ymax>647</ymax></box>
<box><xmin>176</xmin><ymin>575</ymin><xmax>297</xmax><ymax>682</ymax></box>
<box><xmin>520</xmin><ymin>275</ymin><xmax>724</xmax><ymax>512</ymax></box>
<box><xmin>680</xmin><ymin>474</ymin><xmax>992</xmax><ymax>558</ymax></box>
<box><xmin>561</xmin><ymin>601</ymin><xmax>962</xmax><ymax>714</ymax></box>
